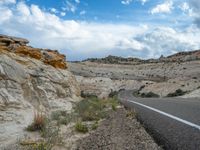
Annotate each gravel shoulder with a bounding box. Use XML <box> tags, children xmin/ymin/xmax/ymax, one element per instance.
<box><xmin>75</xmin><ymin>108</ymin><xmax>162</xmax><ymax>150</ymax></box>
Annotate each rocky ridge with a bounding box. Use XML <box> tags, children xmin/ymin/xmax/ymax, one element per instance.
<box><xmin>83</xmin><ymin>50</ymin><xmax>200</xmax><ymax>65</ymax></box>
<box><xmin>0</xmin><ymin>35</ymin><xmax>80</xmax><ymax>148</ymax></box>
<box><xmin>0</xmin><ymin>34</ymin><xmax>67</xmax><ymax>69</ymax></box>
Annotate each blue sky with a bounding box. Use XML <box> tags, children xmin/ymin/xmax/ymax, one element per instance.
<box><xmin>0</xmin><ymin>0</ymin><xmax>200</xmax><ymax>60</ymax></box>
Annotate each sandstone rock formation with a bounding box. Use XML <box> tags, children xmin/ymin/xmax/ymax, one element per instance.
<box><xmin>0</xmin><ymin>35</ymin><xmax>80</xmax><ymax>148</ymax></box>
<box><xmin>0</xmin><ymin>34</ymin><xmax>67</xmax><ymax>69</ymax></box>
<box><xmin>76</xmin><ymin>75</ymin><xmax>152</xmax><ymax>98</ymax></box>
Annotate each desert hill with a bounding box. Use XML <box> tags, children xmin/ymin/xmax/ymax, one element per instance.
<box><xmin>69</xmin><ymin>50</ymin><xmax>200</xmax><ymax>98</ymax></box>
<box><xmin>82</xmin><ymin>50</ymin><xmax>200</xmax><ymax>65</ymax></box>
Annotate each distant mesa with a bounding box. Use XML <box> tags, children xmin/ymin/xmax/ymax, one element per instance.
<box><xmin>83</xmin><ymin>50</ymin><xmax>200</xmax><ymax>64</ymax></box>
<box><xmin>0</xmin><ymin>34</ymin><xmax>67</xmax><ymax>69</ymax></box>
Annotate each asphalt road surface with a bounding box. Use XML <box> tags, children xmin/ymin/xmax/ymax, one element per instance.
<box><xmin>118</xmin><ymin>90</ymin><xmax>200</xmax><ymax>150</ymax></box>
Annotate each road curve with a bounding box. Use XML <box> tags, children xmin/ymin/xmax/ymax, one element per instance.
<box><xmin>118</xmin><ymin>90</ymin><xmax>200</xmax><ymax>150</ymax></box>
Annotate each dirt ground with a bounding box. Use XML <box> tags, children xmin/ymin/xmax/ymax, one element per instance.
<box><xmin>75</xmin><ymin>108</ymin><xmax>162</xmax><ymax>150</ymax></box>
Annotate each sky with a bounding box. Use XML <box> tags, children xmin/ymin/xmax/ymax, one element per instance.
<box><xmin>0</xmin><ymin>0</ymin><xmax>200</xmax><ymax>61</ymax></box>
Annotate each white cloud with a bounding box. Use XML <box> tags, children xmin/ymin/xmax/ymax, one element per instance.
<box><xmin>139</xmin><ymin>26</ymin><xmax>200</xmax><ymax>57</ymax></box>
<box><xmin>121</xmin><ymin>0</ymin><xmax>147</xmax><ymax>5</ymax></box>
<box><xmin>121</xmin><ymin>0</ymin><xmax>133</xmax><ymax>5</ymax></box>
<box><xmin>0</xmin><ymin>0</ymin><xmax>16</xmax><ymax>5</ymax></box>
<box><xmin>188</xmin><ymin>0</ymin><xmax>200</xmax><ymax>28</ymax></box>
<box><xmin>179</xmin><ymin>2</ymin><xmax>189</xmax><ymax>12</ymax></box>
<box><xmin>0</xmin><ymin>1</ymin><xmax>200</xmax><ymax>60</ymax></box>
<box><xmin>75</xmin><ymin>0</ymin><xmax>80</xmax><ymax>4</ymax></box>
<box><xmin>63</xmin><ymin>1</ymin><xmax>77</xmax><ymax>13</ymax></box>
<box><xmin>60</xmin><ymin>12</ymin><xmax>66</xmax><ymax>16</ymax></box>
<box><xmin>80</xmin><ymin>10</ymin><xmax>86</xmax><ymax>15</ymax></box>
<box><xmin>0</xmin><ymin>6</ymin><xmax>12</xmax><ymax>23</ymax></box>
<box><xmin>140</xmin><ymin>0</ymin><xmax>147</xmax><ymax>5</ymax></box>
<box><xmin>17</xmin><ymin>2</ymin><xmax>30</xmax><ymax>16</ymax></box>
<box><xmin>50</xmin><ymin>8</ymin><xmax>58</xmax><ymax>13</ymax></box>
<box><xmin>151</xmin><ymin>0</ymin><xmax>173</xmax><ymax>14</ymax></box>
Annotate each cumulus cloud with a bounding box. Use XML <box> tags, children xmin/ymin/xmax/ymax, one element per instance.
<box><xmin>121</xmin><ymin>0</ymin><xmax>133</xmax><ymax>5</ymax></box>
<box><xmin>188</xmin><ymin>0</ymin><xmax>200</xmax><ymax>28</ymax></box>
<box><xmin>60</xmin><ymin>12</ymin><xmax>66</xmax><ymax>16</ymax></box>
<box><xmin>179</xmin><ymin>2</ymin><xmax>189</xmax><ymax>12</ymax></box>
<box><xmin>138</xmin><ymin>26</ymin><xmax>200</xmax><ymax>58</ymax></box>
<box><xmin>0</xmin><ymin>0</ymin><xmax>16</xmax><ymax>5</ymax></box>
<box><xmin>63</xmin><ymin>0</ymin><xmax>77</xmax><ymax>13</ymax></box>
<box><xmin>0</xmin><ymin>1</ymin><xmax>200</xmax><ymax>60</ymax></box>
<box><xmin>140</xmin><ymin>0</ymin><xmax>148</xmax><ymax>5</ymax></box>
<box><xmin>151</xmin><ymin>0</ymin><xmax>173</xmax><ymax>14</ymax></box>
<box><xmin>75</xmin><ymin>0</ymin><xmax>80</xmax><ymax>4</ymax></box>
<box><xmin>80</xmin><ymin>10</ymin><xmax>86</xmax><ymax>15</ymax></box>
<box><xmin>121</xmin><ymin>0</ymin><xmax>147</xmax><ymax>5</ymax></box>
<box><xmin>50</xmin><ymin>8</ymin><xmax>58</xmax><ymax>14</ymax></box>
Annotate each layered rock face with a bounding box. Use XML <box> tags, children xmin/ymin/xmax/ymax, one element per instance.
<box><xmin>0</xmin><ymin>35</ymin><xmax>80</xmax><ymax>147</ymax></box>
<box><xmin>0</xmin><ymin>34</ymin><xmax>67</xmax><ymax>69</ymax></box>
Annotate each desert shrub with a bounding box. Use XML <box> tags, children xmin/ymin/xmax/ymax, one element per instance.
<box><xmin>140</xmin><ymin>92</ymin><xmax>159</xmax><ymax>98</ymax></box>
<box><xmin>132</xmin><ymin>91</ymin><xmax>140</xmax><ymax>97</ymax></box>
<box><xmin>126</xmin><ymin>110</ymin><xmax>136</xmax><ymax>119</ymax></box>
<box><xmin>58</xmin><ymin>117</ymin><xmax>70</xmax><ymax>125</ymax></box>
<box><xmin>81</xmin><ymin>91</ymin><xmax>97</xmax><ymax>98</ymax></box>
<box><xmin>41</xmin><ymin>120</ymin><xmax>61</xmax><ymax>149</ymax></box>
<box><xmin>75</xmin><ymin>96</ymin><xmax>118</xmax><ymax>121</ymax></box>
<box><xmin>91</xmin><ymin>121</ymin><xmax>99</xmax><ymax>130</ymax></box>
<box><xmin>75</xmin><ymin>122</ymin><xmax>88</xmax><ymax>133</ymax></box>
<box><xmin>166</xmin><ymin>89</ymin><xmax>187</xmax><ymax>97</ymax></box>
<box><xmin>75</xmin><ymin>97</ymin><xmax>106</xmax><ymax>121</ymax></box>
<box><xmin>109</xmin><ymin>91</ymin><xmax>118</xmax><ymax>98</ymax></box>
<box><xmin>112</xmin><ymin>104</ymin><xmax>117</xmax><ymax>111</ymax></box>
<box><xmin>51</xmin><ymin>110</ymin><xmax>72</xmax><ymax>125</ymax></box>
<box><xmin>26</xmin><ymin>112</ymin><xmax>46</xmax><ymax>132</ymax></box>
<box><xmin>31</xmin><ymin>142</ymin><xmax>48</xmax><ymax>150</ymax></box>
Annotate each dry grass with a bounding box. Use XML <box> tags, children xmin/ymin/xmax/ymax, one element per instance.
<box><xmin>26</xmin><ymin>112</ymin><xmax>46</xmax><ymax>132</ymax></box>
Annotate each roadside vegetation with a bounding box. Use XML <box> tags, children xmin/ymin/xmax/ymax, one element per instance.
<box><xmin>166</xmin><ymin>89</ymin><xmax>187</xmax><ymax>97</ymax></box>
<box><xmin>23</xmin><ymin>112</ymin><xmax>61</xmax><ymax>150</ymax></box>
<box><xmin>133</xmin><ymin>91</ymin><xmax>160</xmax><ymax>98</ymax></box>
<box><xmin>23</xmin><ymin>93</ymin><xmax>119</xmax><ymax>149</ymax></box>
<box><xmin>74</xmin><ymin>94</ymin><xmax>119</xmax><ymax>133</ymax></box>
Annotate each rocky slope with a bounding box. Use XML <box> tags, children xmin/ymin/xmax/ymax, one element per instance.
<box><xmin>69</xmin><ymin>53</ymin><xmax>200</xmax><ymax>98</ymax></box>
<box><xmin>0</xmin><ymin>35</ymin><xmax>80</xmax><ymax>148</ymax></box>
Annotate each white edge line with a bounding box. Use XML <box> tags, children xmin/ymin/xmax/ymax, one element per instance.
<box><xmin>126</xmin><ymin>99</ymin><xmax>200</xmax><ymax>131</ymax></box>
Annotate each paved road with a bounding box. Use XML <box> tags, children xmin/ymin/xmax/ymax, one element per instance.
<box><xmin>118</xmin><ymin>90</ymin><xmax>200</xmax><ymax>150</ymax></box>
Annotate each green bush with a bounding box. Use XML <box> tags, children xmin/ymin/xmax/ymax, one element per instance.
<box><xmin>166</xmin><ymin>89</ymin><xmax>187</xmax><ymax>97</ymax></box>
<box><xmin>109</xmin><ymin>91</ymin><xmax>118</xmax><ymax>98</ymax></box>
<box><xmin>74</xmin><ymin>96</ymin><xmax>119</xmax><ymax>121</ymax></box>
<box><xmin>140</xmin><ymin>92</ymin><xmax>159</xmax><ymax>98</ymax></box>
<box><xmin>75</xmin><ymin>97</ymin><xmax>106</xmax><ymax>121</ymax></box>
<box><xmin>75</xmin><ymin>122</ymin><xmax>88</xmax><ymax>133</ymax></box>
<box><xmin>91</xmin><ymin>121</ymin><xmax>99</xmax><ymax>130</ymax></box>
<box><xmin>112</xmin><ymin>104</ymin><xmax>117</xmax><ymax>111</ymax></box>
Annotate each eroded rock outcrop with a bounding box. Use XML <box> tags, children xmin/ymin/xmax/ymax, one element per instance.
<box><xmin>0</xmin><ymin>34</ymin><xmax>67</xmax><ymax>69</ymax></box>
<box><xmin>0</xmin><ymin>35</ymin><xmax>80</xmax><ymax>148</ymax></box>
